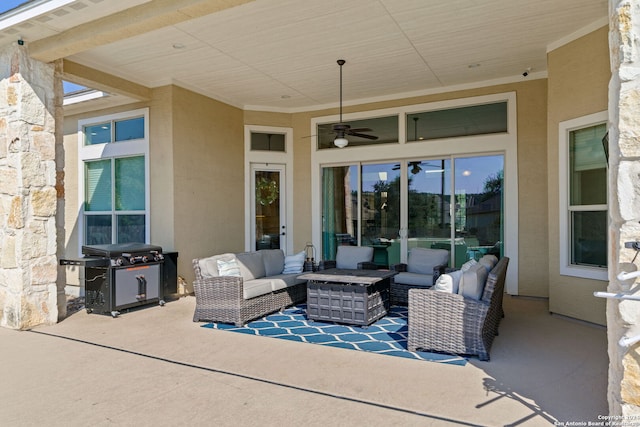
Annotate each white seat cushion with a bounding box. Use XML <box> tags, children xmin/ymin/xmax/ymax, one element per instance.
<box><xmin>243</xmin><ymin>278</ymin><xmax>273</xmax><ymax>299</ymax></box>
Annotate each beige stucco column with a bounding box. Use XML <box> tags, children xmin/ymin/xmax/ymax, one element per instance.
<box><xmin>0</xmin><ymin>42</ymin><xmax>64</xmax><ymax>329</ymax></box>
<box><xmin>608</xmin><ymin>0</ymin><xmax>640</xmax><ymax>415</ymax></box>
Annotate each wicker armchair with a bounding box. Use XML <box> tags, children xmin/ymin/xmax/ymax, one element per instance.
<box><xmin>407</xmin><ymin>257</ymin><xmax>509</xmax><ymax>361</ymax></box>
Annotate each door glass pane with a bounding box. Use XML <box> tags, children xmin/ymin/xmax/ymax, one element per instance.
<box><xmin>571</xmin><ymin>211</ymin><xmax>607</xmax><ymax>267</ymax></box>
<box><xmin>115</xmin><ymin>156</ymin><xmax>145</xmax><ymax>210</ymax></box>
<box><xmin>85</xmin><ymin>160</ymin><xmax>112</xmax><ymax>211</ymax></box>
<box><xmin>322</xmin><ymin>165</ymin><xmax>358</xmax><ymax>260</ymax></box>
<box><xmin>117</xmin><ymin>215</ymin><xmax>145</xmax><ymax>244</ymax></box>
<box><xmin>454</xmin><ymin>155</ymin><xmax>504</xmax><ymax>267</ymax></box>
<box><xmin>361</xmin><ymin>163</ymin><xmax>400</xmax><ymax>268</ymax></box>
<box><xmin>406</xmin><ymin>159</ymin><xmax>452</xmax><ymax>266</ymax></box>
<box><xmin>85</xmin><ymin>215</ymin><xmax>112</xmax><ymax>245</ymax></box>
<box><xmin>255</xmin><ymin>171</ymin><xmax>281</xmax><ymax>250</ymax></box>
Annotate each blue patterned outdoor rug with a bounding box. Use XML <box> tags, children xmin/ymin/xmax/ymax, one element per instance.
<box><xmin>202</xmin><ymin>305</ymin><xmax>466</xmax><ymax>366</ymax></box>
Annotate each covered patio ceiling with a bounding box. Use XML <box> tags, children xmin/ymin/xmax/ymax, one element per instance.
<box><xmin>0</xmin><ymin>0</ymin><xmax>608</xmax><ymax>112</ymax></box>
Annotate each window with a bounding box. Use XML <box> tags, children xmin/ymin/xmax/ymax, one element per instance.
<box><xmin>250</xmin><ymin>132</ymin><xmax>285</xmax><ymax>152</ymax></box>
<box><xmin>559</xmin><ymin>112</ymin><xmax>608</xmax><ymax>280</ymax></box>
<box><xmin>406</xmin><ymin>102</ymin><xmax>507</xmax><ymax>142</ymax></box>
<box><xmin>317</xmin><ymin>115</ymin><xmax>398</xmax><ymax>149</ymax></box>
<box><xmin>78</xmin><ymin>109</ymin><xmax>149</xmax><ymax>247</ymax></box>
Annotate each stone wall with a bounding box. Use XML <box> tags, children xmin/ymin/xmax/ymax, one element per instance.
<box><xmin>0</xmin><ymin>42</ymin><xmax>63</xmax><ymax>329</ymax></box>
<box><xmin>608</xmin><ymin>0</ymin><xmax>640</xmax><ymax>415</ymax></box>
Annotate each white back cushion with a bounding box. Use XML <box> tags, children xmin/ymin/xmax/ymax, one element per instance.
<box><xmin>198</xmin><ymin>253</ymin><xmax>236</xmax><ymax>278</ymax></box>
<box><xmin>433</xmin><ymin>269</ymin><xmax>463</xmax><ymax>293</ymax></box>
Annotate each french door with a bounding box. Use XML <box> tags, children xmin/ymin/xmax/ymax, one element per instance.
<box><xmin>251</xmin><ymin>164</ymin><xmax>286</xmax><ymax>253</ymax></box>
<box><xmin>321</xmin><ymin>154</ymin><xmax>504</xmax><ymax>268</ymax></box>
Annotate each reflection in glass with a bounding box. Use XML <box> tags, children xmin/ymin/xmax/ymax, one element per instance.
<box><xmin>406</xmin><ymin>159</ymin><xmax>452</xmax><ymax>266</ymax></box>
<box><xmin>115</xmin><ymin>156</ymin><xmax>145</xmax><ymax>210</ymax></box>
<box><xmin>322</xmin><ymin>165</ymin><xmax>358</xmax><ymax>260</ymax></box>
<box><xmin>361</xmin><ymin>164</ymin><xmax>400</xmax><ymax>267</ymax></box>
<box><xmin>571</xmin><ymin>211</ymin><xmax>607</xmax><ymax>267</ymax></box>
<box><xmin>250</xmin><ymin>133</ymin><xmax>285</xmax><ymax>152</ymax></box>
<box><xmin>84</xmin><ymin>122</ymin><xmax>111</xmax><ymax>145</ymax></box>
<box><xmin>317</xmin><ymin>116</ymin><xmax>398</xmax><ymax>149</ymax></box>
<box><xmin>454</xmin><ymin>156</ymin><xmax>504</xmax><ymax>267</ymax></box>
<box><xmin>85</xmin><ymin>160</ymin><xmax>112</xmax><ymax>211</ymax></box>
<box><xmin>407</xmin><ymin>102</ymin><xmax>507</xmax><ymax>142</ymax></box>
<box><xmin>117</xmin><ymin>215</ymin><xmax>145</xmax><ymax>243</ymax></box>
<box><xmin>115</xmin><ymin>117</ymin><xmax>145</xmax><ymax>142</ymax></box>
<box><xmin>255</xmin><ymin>170</ymin><xmax>281</xmax><ymax>250</ymax></box>
<box><xmin>86</xmin><ymin>215</ymin><xmax>112</xmax><ymax>245</ymax></box>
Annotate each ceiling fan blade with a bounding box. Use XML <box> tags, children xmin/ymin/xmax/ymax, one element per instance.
<box><xmin>347</xmin><ymin>128</ymin><xmax>372</xmax><ymax>133</ymax></box>
<box><xmin>348</xmin><ymin>132</ymin><xmax>378</xmax><ymax>140</ymax></box>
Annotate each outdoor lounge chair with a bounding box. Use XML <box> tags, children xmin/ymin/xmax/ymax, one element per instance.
<box><xmin>321</xmin><ymin>245</ymin><xmax>377</xmax><ymax>270</ymax></box>
<box><xmin>390</xmin><ymin>247</ymin><xmax>450</xmax><ymax>305</ymax></box>
<box><xmin>407</xmin><ymin>256</ymin><xmax>509</xmax><ymax>361</ymax></box>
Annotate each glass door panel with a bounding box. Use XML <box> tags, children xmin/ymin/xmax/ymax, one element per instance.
<box><xmin>361</xmin><ymin>163</ymin><xmax>401</xmax><ymax>268</ymax></box>
<box><xmin>406</xmin><ymin>159</ymin><xmax>452</xmax><ymax>266</ymax></box>
<box><xmin>253</xmin><ymin>167</ymin><xmax>284</xmax><ymax>251</ymax></box>
<box><xmin>454</xmin><ymin>155</ymin><xmax>504</xmax><ymax>267</ymax></box>
<box><xmin>321</xmin><ymin>165</ymin><xmax>358</xmax><ymax>260</ymax></box>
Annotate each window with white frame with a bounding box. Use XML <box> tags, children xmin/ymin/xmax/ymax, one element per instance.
<box><xmin>559</xmin><ymin>111</ymin><xmax>608</xmax><ymax>280</ymax></box>
<box><xmin>78</xmin><ymin>109</ymin><xmax>150</xmax><ymax>246</ymax></box>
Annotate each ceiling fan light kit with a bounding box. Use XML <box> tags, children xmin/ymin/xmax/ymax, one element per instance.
<box><xmin>333</xmin><ymin>137</ymin><xmax>349</xmax><ymax>148</ymax></box>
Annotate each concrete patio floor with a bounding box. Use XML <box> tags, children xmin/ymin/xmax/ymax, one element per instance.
<box><xmin>0</xmin><ymin>294</ymin><xmax>607</xmax><ymax>426</ymax></box>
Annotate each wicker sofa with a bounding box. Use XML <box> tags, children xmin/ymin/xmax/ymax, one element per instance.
<box><xmin>192</xmin><ymin>249</ymin><xmax>307</xmax><ymax>326</ymax></box>
<box><xmin>407</xmin><ymin>256</ymin><xmax>509</xmax><ymax>361</ymax></box>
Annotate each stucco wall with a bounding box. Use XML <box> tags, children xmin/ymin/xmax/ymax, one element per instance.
<box><xmin>172</xmin><ymin>86</ymin><xmax>244</xmax><ymax>285</ymax></box>
<box><xmin>547</xmin><ymin>26</ymin><xmax>610</xmax><ymax>325</ymax></box>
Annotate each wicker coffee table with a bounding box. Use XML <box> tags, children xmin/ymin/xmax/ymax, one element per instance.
<box><xmin>299</xmin><ymin>269</ymin><xmax>396</xmax><ymax>326</ymax></box>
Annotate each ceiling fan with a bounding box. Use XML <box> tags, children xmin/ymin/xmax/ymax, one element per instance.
<box><xmin>331</xmin><ymin>59</ymin><xmax>378</xmax><ymax>148</ymax></box>
<box><xmin>393</xmin><ymin>161</ymin><xmax>424</xmax><ymax>174</ymax></box>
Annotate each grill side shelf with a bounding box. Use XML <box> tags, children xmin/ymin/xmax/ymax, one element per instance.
<box><xmin>60</xmin><ymin>258</ymin><xmax>111</xmax><ymax>268</ymax></box>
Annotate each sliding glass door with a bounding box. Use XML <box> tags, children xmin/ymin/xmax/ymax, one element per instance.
<box><xmin>321</xmin><ymin>154</ymin><xmax>504</xmax><ymax>268</ymax></box>
<box><xmin>406</xmin><ymin>159</ymin><xmax>452</xmax><ymax>265</ymax></box>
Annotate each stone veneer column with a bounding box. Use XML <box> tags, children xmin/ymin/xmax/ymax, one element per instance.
<box><xmin>609</xmin><ymin>0</ymin><xmax>640</xmax><ymax>415</ymax></box>
<box><xmin>0</xmin><ymin>42</ymin><xmax>64</xmax><ymax>329</ymax></box>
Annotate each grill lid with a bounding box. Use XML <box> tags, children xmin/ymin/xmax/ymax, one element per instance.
<box><xmin>82</xmin><ymin>243</ymin><xmax>163</xmax><ymax>258</ymax></box>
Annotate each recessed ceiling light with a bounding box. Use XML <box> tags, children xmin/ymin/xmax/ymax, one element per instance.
<box><xmin>172</xmin><ymin>43</ymin><xmax>185</xmax><ymax>49</ymax></box>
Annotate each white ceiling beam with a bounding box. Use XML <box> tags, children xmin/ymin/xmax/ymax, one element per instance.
<box><xmin>29</xmin><ymin>0</ymin><xmax>254</xmax><ymax>63</ymax></box>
